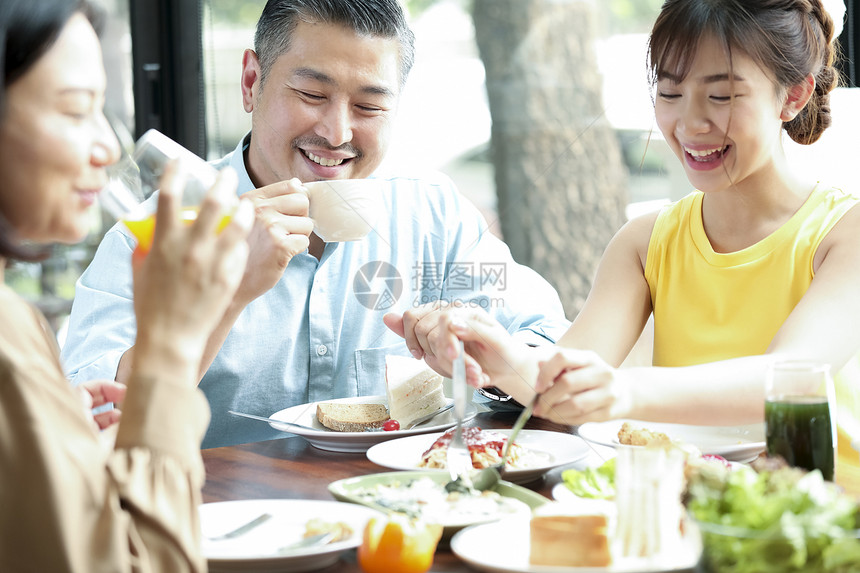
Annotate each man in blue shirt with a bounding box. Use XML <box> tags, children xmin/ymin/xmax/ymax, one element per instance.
<box><xmin>61</xmin><ymin>0</ymin><xmax>569</xmax><ymax>448</ymax></box>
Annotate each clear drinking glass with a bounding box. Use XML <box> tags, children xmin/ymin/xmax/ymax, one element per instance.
<box><xmin>100</xmin><ymin>129</ymin><xmax>233</xmax><ymax>253</ymax></box>
<box><xmin>614</xmin><ymin>444</ymin><xmax>686</xmax><ymax>559</ymax></box>
<box><xmin>765</xmin><ymin>361</ymin><xmax>836</xmax><ymax>480</ymax></box>
<box><xmin>833</xmin><ymin>357</ymin><xmax>860</xmax><ymax>495</ymax></box>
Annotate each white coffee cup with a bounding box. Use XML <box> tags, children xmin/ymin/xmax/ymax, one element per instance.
<box><xmin>304</xmin><ymin>179</ymin><xmax>383</xmax><ymax>242</ymax></box>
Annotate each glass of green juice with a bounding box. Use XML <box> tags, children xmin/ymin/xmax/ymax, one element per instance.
<box><xmin>765</xmin><ymin>361</ymin><xmax>836</xmax><ymax>480</ymax></box>
<box><xmin>100</xmin><ymin>129</ymin><xmax>234</xmax><ymax>253</ymax></box>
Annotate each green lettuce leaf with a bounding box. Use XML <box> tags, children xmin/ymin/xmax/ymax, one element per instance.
<box><xmin>688</xmin><ymin>464</ymin><xmax>860</xmax><ymax>572</ymax></box>
<box><xmin>561</xmin><ymin>458</ymin><xmax>616</xmax><ymax>499</ymax></box>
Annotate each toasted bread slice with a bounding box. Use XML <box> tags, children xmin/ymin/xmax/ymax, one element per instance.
<box><xmin>529</xmin><ymin>501</ymin><xmax>614</xmax><ymax>567</ymax></box>
<box><xmin>530</xmin><ymin>514</ymin><xmax>611</xmax><ymax>567</ymax></box>
<box><xmin>316</xmin><ymin>402</ymin><xmax>389</xmax><ymax>432</ymax></box>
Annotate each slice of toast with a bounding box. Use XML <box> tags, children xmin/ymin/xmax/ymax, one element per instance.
<box><xmin>316</xmin><ymin>402</ymin><xmax>389</xmax><ymax>432</ymax></box>
<box><xmin>530</xmin><ymin>514</ymin><xmax>611</xmax><ymax>567</ymax></box>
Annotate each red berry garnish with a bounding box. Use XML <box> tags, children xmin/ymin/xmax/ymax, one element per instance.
<box><xmin>383</xmin><ymin>419</ymin><xmax>400</xmax><ymax>431</ymax></box>
<box><xmin>702</xmin><ymin>454</ymin><xmax>730</xmax><ymax>467</ymax></box>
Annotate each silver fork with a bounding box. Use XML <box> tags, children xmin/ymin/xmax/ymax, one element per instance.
<box><xmin>446</xmin><ymin>340</ymin><xmax>472</xmax><ymax>481</ymax></box>
<box><xmin>471</xmin><ymin>393</ymin><xmax>538</xmax><ymax>491</ymax></box>
<box><xmin>206</xmin><ymin>512</ymin><xmax>272</xmax><ymax>541</ymax></box>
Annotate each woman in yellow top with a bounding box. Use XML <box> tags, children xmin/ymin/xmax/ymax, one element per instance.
<box><xmin>386</xmin><ymin>0</ymin><xmax>860</xmax><ymax>474</ymax></box>
<box><xmin>0</xmin><ymin>0</ymin><xmax>253</xmax><ymax>570</ymax></box>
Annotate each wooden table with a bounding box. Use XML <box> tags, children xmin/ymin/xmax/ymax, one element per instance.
<box><xmin>201</xmin><ymin>409</ymin><xmax>602</xmax><ymax>572</ymax></box>
<box><xmin>203</xmin><ymin>411</ymin><xmax>860</xmax><ymax>572</ymax></box>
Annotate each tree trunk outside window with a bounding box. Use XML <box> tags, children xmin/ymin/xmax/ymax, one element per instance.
<box><xmin>472</xmin><ymin>0</ymin><xmax>628</xmax><ymax>317</ymax></box>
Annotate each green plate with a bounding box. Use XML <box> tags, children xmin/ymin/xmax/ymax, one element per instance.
<box><xmin>328</xmin><ymin>470</ymin><xmax>548</xmax><ymax>537</ymax></box>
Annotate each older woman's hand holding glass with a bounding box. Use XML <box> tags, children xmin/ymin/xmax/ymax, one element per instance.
<box><xmin>0</xmin><ymin>1</ymin><xmax>253</xmax><ymax>570</ymax></box>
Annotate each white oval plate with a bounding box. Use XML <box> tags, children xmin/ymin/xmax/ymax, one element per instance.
<box><xmin>268</xmin><ymin>395</ymin><xmax>477</xmax><ymax>453</ymax></box>
<box><xmin>366</xmin><ymin>429</ymin><xmax>590</xmax><ymax>484</ymax></box>
<box><xmin>451</xmin><ymin>516</ymin><xmax>702</xmax><ymax>573</ymax></box>
<box><xmin>201</xmin><ymin>499</ymin><xmax>382</xmax><ymax>572</ymax></box>
<box><xmin>576</xmin><ymin>419</ymin><xmax>765</xmax><ymax>462</ymax></box>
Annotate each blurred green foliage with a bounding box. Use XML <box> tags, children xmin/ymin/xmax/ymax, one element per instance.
<box><xmin>201</xmin><ymin>0</ymin><xmax>662</xmax><ymax>34</ymax></box>
<box><xmin>605</xmin><ymin>0</ymin><xmax>664</xmax><ymax>34</ymax></box>
<box><xmin>203</xmin><ymin>0</ymin><xmax>444</xmax><ymax>27</ymax></box>
<box><xmin>404</xmin><ymin>0</ymin><xmax>437</xmax><ymax>17</ymax></box>
<box><xmin>205</xmin><ymin>1</ymin><xmax>265</xmax><ymax>28</ymax></box>
<box><xmin>406</xmin><ymin>0</ymin><xmax>663</xmax><ymax>34</ymax></box>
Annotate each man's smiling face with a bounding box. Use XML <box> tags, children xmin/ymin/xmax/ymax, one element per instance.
<box><xmin>241</xmin><ymin>20</ymin><xmax>402</xmax><ymax>186</ymax></box>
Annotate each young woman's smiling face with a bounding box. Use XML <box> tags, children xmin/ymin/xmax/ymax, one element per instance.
<box><xmin>654</xmin><ymin>34</ymin><xmax>789</xmax><ymax>194</ymax></box>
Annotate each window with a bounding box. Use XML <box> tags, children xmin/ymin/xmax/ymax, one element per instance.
<box><xmin>8</xmin><ymin>0</ymin><xmax>857</xmax><ymax>335</ymax></box>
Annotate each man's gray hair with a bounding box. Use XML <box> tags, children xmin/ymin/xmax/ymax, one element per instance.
<box><xmin>253</xmin><ymin>0</ymin><xmax>415</xmax><ymax>89</ymax></box>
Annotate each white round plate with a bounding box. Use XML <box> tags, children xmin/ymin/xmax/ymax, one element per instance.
<box><xmin>450</xmin><ymin>516</ymin><xmax>702</xmax><ymax>573</ymax></box>
<box><xmin>268</xmin><ymin>395</ymin><xmax>477</xmax><ymax>453</ymax></box>
<box><xmin>576</xmin><ymin>419</ymin><xmax>765</xmax><ymax>462</ymax></box>
<box><xmin>552</xmin><ymin>480</ymin><xmax>592</xmax><ymax>503</ymax></box>
<box><xmin>200</xmin><ymin>499</ymin><xmax>382</xmax><ymax>572</ymax></box>
<box><xmin>366</xmin><ymin>429</ymin><xmax>590</xmax><ymax>484</ymax></box>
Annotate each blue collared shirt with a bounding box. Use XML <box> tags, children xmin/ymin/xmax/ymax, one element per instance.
<box><xmin>61</xmin><ymin>135</ymin><xmax>570</xmax><ymax>448</ymax></box>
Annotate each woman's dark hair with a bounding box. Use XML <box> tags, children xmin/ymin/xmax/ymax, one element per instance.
<box><xmin>253</xmin><ymin>0</ymin><xmax>415</xmax><ymax>90</ymax></box>
<box><xmin>0</xmin><ymin>0</ymin><xmax>103</xmax><ymax>262</ymax></box>
<box><xmin>648</xmin><ymin>0</ymin><xmax>839</xmax><ymax>145</ymax></box>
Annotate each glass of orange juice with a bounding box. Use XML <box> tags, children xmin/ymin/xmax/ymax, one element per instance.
<box><xmin>100</xmin><ymin>129</ymin><xmax>234</xmax><ymax>253</ymax></box>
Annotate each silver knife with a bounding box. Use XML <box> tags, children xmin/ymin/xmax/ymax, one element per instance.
<box><xmin>228</xmin><ymin>410</ymin><xmax>320</xmax><ymax>432</ymax></box>
<box><xmin>405</xmin><ymin>402</ymin><xmax>454</xmax><ymax>429</ymax></box>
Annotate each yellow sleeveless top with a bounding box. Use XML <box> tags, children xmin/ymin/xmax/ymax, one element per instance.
<box><xmin>644</xmin><ymin>185</ymin><xmax>860</xmax><ymax>491</ymax></box>
<box><xmin>646</xmin><ymin>186</ymin><xmax>856</xmax><ymax>366</ymax></box>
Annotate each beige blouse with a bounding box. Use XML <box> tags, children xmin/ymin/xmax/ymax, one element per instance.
<box><xmin>0</xmin><ymin>284</ymin><xmax>210</xmax><ymax>572</ymax></box>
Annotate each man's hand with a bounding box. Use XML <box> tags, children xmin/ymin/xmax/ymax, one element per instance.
<box><xmin>234</xmin><ymin>178</ymin><xmax>314</xmax><ymax>306</ymax></box>
<box><xmin>383</xmin><ymin>301</ymin><xmax>463</xmax><ymax>375</ymax></box>
<box><xmin>384</xmin><ymin>302</ymin><xmax>519</xmax><ymax>387</ymax></box>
